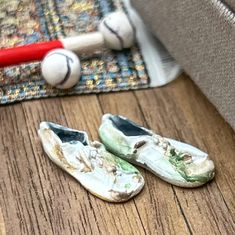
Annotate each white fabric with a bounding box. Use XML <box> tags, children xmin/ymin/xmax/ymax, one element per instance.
<box><xmin>124</xmin><ymin>0</ymin><xmax>181</xmax><ymax>87</ymax></box>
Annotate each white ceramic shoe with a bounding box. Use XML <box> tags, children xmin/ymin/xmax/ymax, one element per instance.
<box><xmin>99</xmin><ymin>114</ymin><xmax>215</xmax><ymax>188</ymax></box>
<box><xmin>38</xmin><ymin>122</ymin><xmax>144</xmax><ymax>202</ymax></box>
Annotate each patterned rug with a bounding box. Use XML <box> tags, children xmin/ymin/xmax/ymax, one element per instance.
<box><xmin>0</xmin><ymin>0</ymin><xmax>149</xmax><ymax>104</ymax></box>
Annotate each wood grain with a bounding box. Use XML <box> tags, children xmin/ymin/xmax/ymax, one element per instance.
<box><xmin>0</xmin><ymin>208</ymin><xmax>6</xmax><ymax>235</ymax></box>
<box><xmin>0</xmin><ymin>74</ymin><xmax>234</xmax><ymax>235</ymax></box>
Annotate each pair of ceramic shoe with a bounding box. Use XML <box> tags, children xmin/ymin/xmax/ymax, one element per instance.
<box><xmin>38</xmin><ymin>114</ymin><xmax>215</xmax><ymax>202</ymax></box>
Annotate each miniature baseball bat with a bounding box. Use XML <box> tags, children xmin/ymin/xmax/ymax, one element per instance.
<box><xmin>0</xmin><ymin>11</ymin><xmax>135</xmax><ymax>68</ymax></box>
<box><xmin>0</xmin><ymin>33</ymin><xmax>104</xmax><ymax>68</ymax></box>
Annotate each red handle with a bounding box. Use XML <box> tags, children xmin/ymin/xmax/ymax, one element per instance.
<box><xmin>0</xmin><ymin>40</ymin><xmax>64</xmax><ymax>68</ymax></box>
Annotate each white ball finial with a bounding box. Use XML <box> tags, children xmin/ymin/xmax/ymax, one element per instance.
<box><xmin>99</xmin><ymin>11</ymin><xmax>135</xmax><ymax>50</ymax></box>
<box><xmin>41</xmin><ymin>49</ymin><xmax>81</xmax><ymax>89</ymax></box>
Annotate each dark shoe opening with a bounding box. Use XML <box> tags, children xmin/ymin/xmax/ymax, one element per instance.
<box><xmin>109</xmin><ymin>115</ymin><xmax>151</xmax><ymax>137</ymax></box>
<box><xmin>48</xmin><ymin>123</ymin><xmax>88</xmax><ymax>145</ymax></box>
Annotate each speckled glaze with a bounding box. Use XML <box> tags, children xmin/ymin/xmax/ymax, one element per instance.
<box><xmin>38</xmin><ymin>122</ymin><xmax>144</xmax><ymax>202</ymax></box>
<box><xmin>99</xmin><ymin>114</ymin><xmax>215</xmax><ymax>188</ymax></box>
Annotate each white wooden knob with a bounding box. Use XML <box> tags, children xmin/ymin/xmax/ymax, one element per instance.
<box><xmin>62</xmin><ymin>12</ymin><xmax>135</xmax><ymax>52</ymax></box>
<box><xmin>99</xmin><ymin>11</ymin><xmax>135</xmax><ymax>50</ymax></box>
<box><xmin>41</xmin><ymin>49</ymin><xmax>81</xmax><ymax>89</ymax></box>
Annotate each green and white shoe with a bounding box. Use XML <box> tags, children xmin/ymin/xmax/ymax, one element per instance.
<box><xmin>38</xmin><ymin>122</ymin><xmax>144</xmax><ymax>202</ymax></box>
<box><xmin>99</xmin><ymin>114</ymin><xmax>215</xmax><ymax>188</ymax></box>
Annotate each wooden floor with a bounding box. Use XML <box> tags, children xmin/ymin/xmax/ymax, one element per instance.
<box><xmin>0</xmin><ymin>74</ymin><xmax>235</xmax><ymax>235</ymax></box>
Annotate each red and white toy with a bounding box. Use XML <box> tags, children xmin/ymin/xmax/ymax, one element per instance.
<box><xmin>0</xmin><ymin>11</ymin><xmax>135</xmax><ymax>68</ymax></box>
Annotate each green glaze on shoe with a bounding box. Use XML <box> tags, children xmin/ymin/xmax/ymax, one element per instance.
<box><xmin>99</xmin><ymin>114</ymin><xmax>215</xmax><ymax>188</ymax></box>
